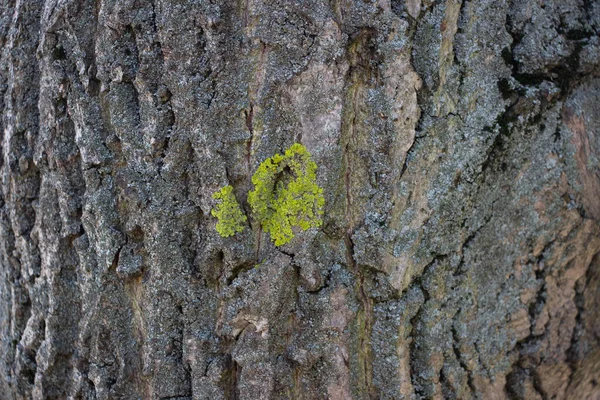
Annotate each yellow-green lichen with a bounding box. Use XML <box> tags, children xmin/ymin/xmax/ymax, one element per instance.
<box><xmin>248</xmin><ymin>143</ymin><xmax>325</xmax><ymax>246</ymax></box>
<box><xmin>211</xmin><ymin>185</ymin><xmax>247</xmax><ymax>237</ymax></box>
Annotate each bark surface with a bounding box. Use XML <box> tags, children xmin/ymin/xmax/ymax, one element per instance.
<box><xmin>0</xmin><ymin>0</ymin><xmax>599</xmax><ymax>399</ymax></box>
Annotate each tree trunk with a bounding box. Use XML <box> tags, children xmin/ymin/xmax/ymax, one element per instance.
<box><xmin>1</xmin><ymin>0</ymin><xmax>599</xmax><ymax>398</ymax></box>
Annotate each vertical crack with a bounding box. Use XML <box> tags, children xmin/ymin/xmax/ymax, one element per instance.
<box><xmin>244</xmin><ymin>103</ymin><xmax>254</xmax><ymax>172</ymax></box>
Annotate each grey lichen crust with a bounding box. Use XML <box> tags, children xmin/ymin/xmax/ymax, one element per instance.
<box><xmin>0</xmin><ymin>0</ymin><xmax>599</xmax><ymax>399</ymax></box>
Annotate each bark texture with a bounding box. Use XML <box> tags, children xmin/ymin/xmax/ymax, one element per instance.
<box><xmin>1</xmin><ymin>0</ymin><xmax>599</xmax><ymax>399</ymax></box>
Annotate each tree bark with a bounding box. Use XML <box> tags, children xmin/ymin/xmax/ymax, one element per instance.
<box><xmin>1</xmin><ymin>0</ymin><xmax>599</xmax><ymax>399</ymax></box>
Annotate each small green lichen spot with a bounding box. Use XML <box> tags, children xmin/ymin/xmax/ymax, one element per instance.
<box><xmin>248</xmin><ymin>143</ymin><xmax>325</xmax><ymax>246</ymax></box>
<box><xmin>211</xmin><ymin>185</ymin><xmax>247</xmax><ymax>237</ymax></box>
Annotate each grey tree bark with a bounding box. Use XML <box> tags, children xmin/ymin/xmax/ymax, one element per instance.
<box><xmin>1</xmin><ymin>0</ymin><xmax>599</xmax><ymax>399</ymax></box>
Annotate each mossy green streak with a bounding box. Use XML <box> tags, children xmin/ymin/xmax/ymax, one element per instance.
<box><xmin>211</xmin><ymin>143</ymin><xmax>324</xmax><ymax>246</ymax></box>
<box><xmin>248</xmin><ymin>143</ymin><xmax>325</xmax><ymax>246</ymax></box>
<box><xmin>211</xmin><ymin>185</ymin><xmax>247</xmax><ymax>237</ymax></box>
